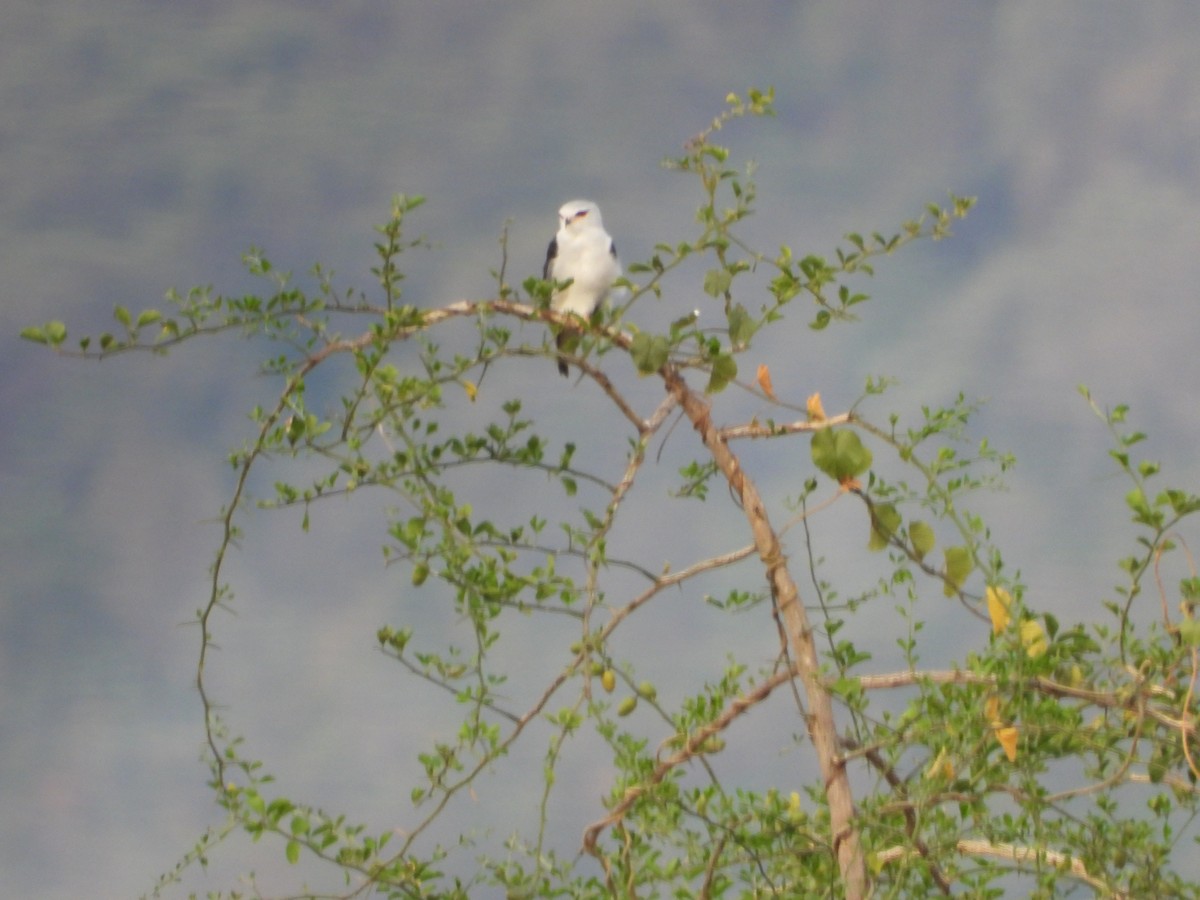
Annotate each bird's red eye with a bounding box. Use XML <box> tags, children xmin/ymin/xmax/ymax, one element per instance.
<box><xmin>574</xmin><ymin>210</ymin><xmax>589</xmax><ymax>220</ymax></box>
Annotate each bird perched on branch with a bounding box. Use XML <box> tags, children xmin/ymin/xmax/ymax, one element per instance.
<box><xmin>544</xmin><ymin>199</ymin><xmax>621</xmax><ymax>376</ymax></box>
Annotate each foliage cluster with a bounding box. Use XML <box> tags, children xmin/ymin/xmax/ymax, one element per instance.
<box><xmin>26</xmin><ymin>89</ymin><xmax>1200</xmax><ymax>899</ymax></box>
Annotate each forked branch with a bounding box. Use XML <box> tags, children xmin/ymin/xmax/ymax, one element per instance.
<box><xmin>662</xmin><ymin>364</ymin><xmax>868</xmax><ymax>899</ymax></box>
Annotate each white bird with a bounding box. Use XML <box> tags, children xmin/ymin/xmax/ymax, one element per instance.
<box><xmin>544</xmin><ymin>199</ymin><xmax>621</xmax><ymax>376</ymax></box>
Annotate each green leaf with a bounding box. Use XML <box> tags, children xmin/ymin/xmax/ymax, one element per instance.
<box><xmin>706</xmin><ymin>353</ymin><xmax>737</xmax><ymax>394</ymax></box>
<box><xmin>20</xmin><ymin>326</ymin><xmax>47</xmax><ymax>345</ymax></box>
<box><xmin>811</xmin><ymin>428</ymin><xmax>872</xmax><ymax>484</ymax></box>
<box><xmin>727</xmin><ymin>304</ymin><xmax>757</xmax><ymax>347</ymax></box>
<box><xmin>285</xmin><ymin>839</ymin><xmax>301</xmax><ymax>864</ymax></box>
<box><xmin>943</xmin><ymin>546</ymin><xmax>974</xmax><ymax>596</ymax></box>
<box><xmin>630</xmin><ymin>332</ymin><xmax>669</xmax><ymax>374</ymax></box>
<box><xmin>909</xmin><ymin>520</ymin><xmax>936</xmax><ymax>560</ymax></box>
<box><xmin>703</xmin><ymin>268</ymin><xmax>732</xmax><ymax>298</ymax></box>
<box><xmin>1125</xmin><ymin>487</ymin><xmax>1150</xmax><ymax>517</ymax></box>
<box><xmin>244</xmin><ymin>790</ymin><xmax>265</xmax><ymax>814</ymax></box>
<box><xmin>1178</xmin><ymin>619</ymin><xmax>1200</xmax><ymax>648</ymax></box>
<box><xmin>1148</xmin><ymin>751</ymin><xmax>1166</xmax><ymax>784</ymax></box>
<box><xmin>1162</xmin><ymin>489</ymin><xmax>1200</xmax><ymax>516</ymax></box>
<box><xmin>45</xmin><ymin>321</ymin><xmax>68</xmax><ymax>347</ymax></box>
<box><xmin>135</xmin><ymin>308</ymin><xmax>162</xmax><ymax>328</ymax></box>
<box><xmin>867</xmin><ymin>503</ymin><xmax>901</xmax><ymax>551</ymax></box>
<box><xmin>411</xmin><ymin>562</ymin><xmax>429</xmax><ymax>587</ymax></box>
<box><xmin>669</xmin><ymin>310</ymin><xmax>700</xmax><ymax>335</ymax></box>
<box><xmin>114</xmin><ymin>305</ymin><xmax>132</xmax><ymax>329</ymax></box>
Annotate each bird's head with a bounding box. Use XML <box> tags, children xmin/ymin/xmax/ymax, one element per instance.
<box><xmin>558</xmin><ymin>199</ymin><xmax>603</xmax><ymax>232</ymax></box>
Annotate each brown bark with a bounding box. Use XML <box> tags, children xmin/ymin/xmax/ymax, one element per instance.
<box><xmin>664</xmin><ymin>367</ymin><xmax>867</xmax><ymax>899</ymax></box>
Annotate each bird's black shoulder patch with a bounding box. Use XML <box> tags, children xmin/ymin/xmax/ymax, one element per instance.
<box><xmin>609</xmin><ymin>240</ymin><xmax>617</xmax><ymax>258</ymax></box>
<box><xmin>543</xmin><ymin>238</ymin><xmax>558</xmax><ymax>279</ymax></box>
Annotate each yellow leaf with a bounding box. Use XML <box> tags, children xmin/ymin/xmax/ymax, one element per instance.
<box><xmin>601</xmin><ymin>669</ymin><xmax>617</xmax><ymax>693</ymax></box>
<box><xmin>462</xmin><ymin>379</ymin><xmax>478</xmax><ymax>402</ymax></box>
<box><xmin>924</xmin><ymin>747</ymin><xmax>955</xmax><ymax>781</ymax></box>
<box><xmin>756</xmin><ymin>364</ymin><xmax>776</xmax><ymax>401</ymax></box>
<box><xmin>787</xmin><ymin>791</ymin><xmax>803</xmax><ymax>820</ymax></box>
<box><xmin>984</xmin><ymin>694</ymin><xmax>1002</xmax><ymax>725</ymax></box>
<box><xmin>1020</xmin><ymin>619</ymin><xmax>1049</xmax><ymax>658</ymax></box>
<box><xmin>986</xmin><ymin>585</ymin><xmax>1012</xmax><ymax>635</ymax></box>
<box><xmin>806</xmin><ymin>392</ymin><xmax>826</xmax><ymax>422</ymax></box>
<box><xmin>995</xmin><ymin>725</ymin><xmax>1019</xmax><ymax>762</ymax></box>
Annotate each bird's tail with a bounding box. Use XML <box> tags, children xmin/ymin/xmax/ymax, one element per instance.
<box><xmin>556</xmin><ymin>331</ymin><xmax>570</xmax><ymax>377</ymax></box>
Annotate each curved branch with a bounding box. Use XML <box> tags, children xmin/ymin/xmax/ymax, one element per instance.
<box><xmin>876</xmin><ymin>839</ymin><xmax>1129</xmax><ymax>899</ymax></box>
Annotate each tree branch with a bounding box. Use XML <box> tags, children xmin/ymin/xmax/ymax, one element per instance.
<box><xmin>876</xmin><ymin>839</ymin><xmax>1129</xmax><ymax>899</ymax></box>
<box><xmin>661</xmin><ymin>364</ymin><xmax>868</xmax><ymax>898</ymax></box>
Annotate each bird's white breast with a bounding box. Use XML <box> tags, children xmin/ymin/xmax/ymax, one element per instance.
<box><xmin>551</xmin><ymin>233</ymin><xmax>619</xmax><ymax>316</ymax></box>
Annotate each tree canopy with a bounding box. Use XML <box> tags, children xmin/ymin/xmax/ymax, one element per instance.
<box><xmin>25</xmin><ymin>90</ymin><xmax>1200</xmax><ymax>899</ymax></box>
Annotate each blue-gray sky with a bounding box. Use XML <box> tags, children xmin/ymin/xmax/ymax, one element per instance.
<box><xmin>5</xmin><ymin>3</ymin><xmax>1200</xmax><ymax>897</ymax></box>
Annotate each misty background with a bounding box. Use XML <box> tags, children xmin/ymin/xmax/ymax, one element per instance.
<box><xmin>4</xmin><ymin>3</ymin><xmax>1200</xmax><ymax>897</ymax></box>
